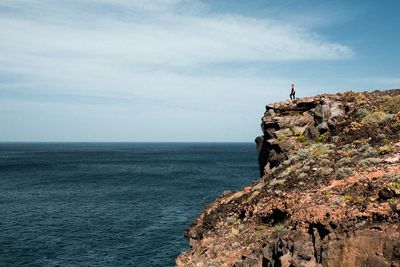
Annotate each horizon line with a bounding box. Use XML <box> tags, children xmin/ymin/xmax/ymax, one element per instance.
<box><xmin>0</xmin><ymin>141</ymin><xmax>256</xmax><ymax>143</ymax></box>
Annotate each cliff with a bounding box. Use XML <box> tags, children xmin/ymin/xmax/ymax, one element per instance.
<box><xmin>176</xmin><ymin>89</ymin><xmax>400</xmax><ymax>267</ymax></box>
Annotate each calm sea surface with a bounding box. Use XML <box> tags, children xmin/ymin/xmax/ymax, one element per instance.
<box><xmin>0</xmin><ymin>143</ymin><xmax>258</xmax><ymax>266</ymax></box>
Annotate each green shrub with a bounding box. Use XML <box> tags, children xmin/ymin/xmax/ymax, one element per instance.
<box><xmin>292</xmin><ymin>129</ymin><xmax>303</xmax><ymax>136</ymax></box>
<box><xmin>297</xmin><ymin>135</ymin><xmax>307</xmax><ymax>142</ymax></box>
<box><xmin>308</xmin><ymin>144</ymin><xmax>334</xmax><ymax>158</ymax></box>
<box><xmin>344</xmin><ymin>90</ymin><xmax>357</xmax><ymax>102</ymax></box>
<box><xmin>298</xmin><ymin>173</ymin><xmax>307</xmax><ymax>179</ymax></box>
<box><xmin>355</xmin><ymin>108</ymin><xmax>370</xmax><ymax>118</ymax></box>
<box><xmin>380</xmin><ymin>114</ymin><xmax>395</xmax><ymax>124</ymax></box>
<box><xmin>389</xmin><ymin>181</ymin><xmax>400</xmax><ymax>194</ymax></box>
<box><xmin>358</xmin><ymin>144</ymin><xmax>378</xmax><ymax>157</ymax></box>
<box><xmin>382</xmin><ymin>95</ymin><xmax>400</xmax><ymax>114</ymax></box>
<box><xmin>319</xmin><ymin>159</ymin><xmax>331</xmax><ymax>166</ymax></box>
<box><xmin>336</xmin><ymin>157</ymin><xmax>352</xmax><ymax>166</ymax></box>
<box><xmin>362</xmin><ymin>111</ymin><xmax>388</xmax><ymax>126</ymax></box>
<box><xmin>272</xmin><ymin>223</ymin><xmax>285</xmax><ymax>233</ymax></box>
<box><xmin>390</xmin><ymin>122</ymin><xmax>400</xmax><ymax>131</ymax></box>
<box><xmin>272</xmin><ymin>220</ymin><xmax>290</xmax><ymax>233</ymax></box>
<box><xmin>277</xmin><ymin>135</ymin><xmax>287</xmax><ymax>142</ymax></box>
<box><xmin>355</xmin><ymin>197</ymin><xmax>366</xmax><ymax>203</ymax></box>
<box><xmin>317</xmin><ymin>167</ymin><xmax>333</xmax><ymax>176</ymax></box>
<box><xmin>244</xmin><ymin>196</ymin><xmax>254</xmax><ymax>204</ymax></box>
<box><xmin>300</xmin><ymin>164</ymin><xmax>310</xmax><ymax>172</ymax></box>
<box><xmin>335</xmin><ymin>167</ymin><xmax>352</xmax><ymax>179</ymax></box>
<box><xmin>359</xmin><ymin>158</ymin><xmax>381</xmax><ymax>165</ymax></box>
<box><xmin>314</xmin><ymin>132</ymin><xmax>330</xmax><ymax>143</ymax></box>
<box><xmin>378</xmin><ymin>145</ymin><xmax>396</xmax><ymax>155</ymax></box>
<box><xmin>342</xmin><ymin>194</ymin><xmax>352</xmax><ymax>202</ymax></box>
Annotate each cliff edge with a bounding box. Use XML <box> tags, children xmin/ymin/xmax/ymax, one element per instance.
<box><xmin>177</xmin><ymin>89</ymin><xmax>400</xmax><ymax>267</ymax></box>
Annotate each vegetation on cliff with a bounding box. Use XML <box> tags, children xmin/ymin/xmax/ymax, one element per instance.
<box><xmin>177</xmin><ymin>89</ymin><xmax>400</xmax><ymax>267</ymax></box>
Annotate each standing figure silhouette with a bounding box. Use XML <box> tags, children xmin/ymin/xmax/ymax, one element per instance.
<box><xmin>290</xmin><ymin>83</ymin><xmax>296</xmax><ymax>100</ymax></box>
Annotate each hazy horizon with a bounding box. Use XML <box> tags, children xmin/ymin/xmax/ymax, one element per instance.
<box><xmin>1</xmin><ymin>0</ymin><xmax>399</xmax><ymax>142</ymax></box>
<box><xmin>0</xmin><ymin>141</ymin><xmax>256</xmax><ymax>143</ymax></box>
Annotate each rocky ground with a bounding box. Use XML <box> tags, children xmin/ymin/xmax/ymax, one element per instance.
<box><xmin>176</xmin><ymin>89</ymin><xmax>400</xmax><ymax>267</ymax></box>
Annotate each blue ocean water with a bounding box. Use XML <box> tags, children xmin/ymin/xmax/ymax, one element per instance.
<box><xmin>0</xmin><ymin>143</ymin><xmax>258</xmax><ymax>267</ymax></box>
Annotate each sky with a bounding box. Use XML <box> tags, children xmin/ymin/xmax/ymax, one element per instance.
<box><xmin>0</xmin><ymin>0</ymin><xmax>399</xmax><ymax>142</ymax></box>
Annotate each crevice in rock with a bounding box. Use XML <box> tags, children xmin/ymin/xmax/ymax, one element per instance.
<box><xmin>260</xmin><ymin>209</ymin><xmax>290</xmax><ymax>226</ymax></box>
<box><xmin>272</xmin><ymin>243</ymin><xmax>283</xmax><ymax>267</ymax></box>
<box><xmin>296</xmin><ymin>102</ymin><xmax>317</xmax><ymax>110</ymax></box>
<box><xmin>308</xmin><ymin>225</ymin><xmax>318</xmax><ymax>264</ymax></box>
<box><xmin>257</xmin><ymin>138</ymin><xmax>270</xmax><ymax>177</ymax></box>
<box><xmin>329</xmin><ymin>221</ymin><xmax>337</xmax><ymax>230</ymax></box>
<box><xmin>238</xmin><ymin>209</ymin><xmax>246</xmax><ymax>220</ymax></box>
<box><xmin>312</xmin><ymin>223</ymin><xmax>330</xmax><ymax>240</ymax></box>
<box><xmin>308</xmin><ymin>223</ymin><xmax>330</xmax><ymax>264</ymax></box>
<box><xmin>263</xmin><ymin>122</ymin><xmax>280</xmax><ymax>133</ymax></box>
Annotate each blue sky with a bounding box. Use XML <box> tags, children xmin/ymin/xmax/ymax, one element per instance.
<box><xmin>0</xmin><ymin>0</ymin><xmax>399</xmax><ymax>142</ymax></box>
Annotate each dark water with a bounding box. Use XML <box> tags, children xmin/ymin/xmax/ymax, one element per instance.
<box><xmin>0</xmin><ymin>143</ymin><xmax>259</xmax><ymax>266</ymax></box>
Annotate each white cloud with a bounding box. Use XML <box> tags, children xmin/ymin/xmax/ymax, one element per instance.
<box><xmin>0</xmin><ymin>0</ymin><xmax>353</xmax><ymax>94</ymax></box>
<box><xmin>0</xmin><ymin>6</ymin><xmax>352</xmax><ymax>63</ymax></box>
<box><xmin>0</xmin><ymin>0</ymin><xmax>355</xmax><ymax>141</ymax></box>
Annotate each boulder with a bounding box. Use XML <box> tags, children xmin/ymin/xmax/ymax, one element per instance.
<box><xmin>314</xmin><ymin>104</ymin><xmax>331</xmax><ymax>124</ymax></box>
<box><xmin>305</xmin><ymin>125</ymin><xmax>319</xmax><ymax>139</ymax></box>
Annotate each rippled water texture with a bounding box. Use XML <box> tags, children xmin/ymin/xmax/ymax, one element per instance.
<box><xmin>0</xmin><ymin>143</ymin><xmax>258</xmax><ymax>266</ymax></box>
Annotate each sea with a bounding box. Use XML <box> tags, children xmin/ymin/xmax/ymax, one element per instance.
<box><xmin>0</xmin><ymin>143</ymin><xmax>259</xmax><ymax>267</ymax></box>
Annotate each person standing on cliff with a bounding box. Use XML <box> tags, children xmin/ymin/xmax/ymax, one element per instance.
<box><xmin>290</xmin><ymin>83</ymin><xmax>296</xmax><ymax>100</ymax></box>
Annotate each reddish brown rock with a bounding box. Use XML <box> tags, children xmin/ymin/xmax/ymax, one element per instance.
<box><xmin>177</xmin><ymin>89</ymin><xmax>400</xmax><ymax>267</ymax></box>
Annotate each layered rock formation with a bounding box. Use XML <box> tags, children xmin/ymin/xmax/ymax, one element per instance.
<box><xmin>177</xmin><ymin>89</ymin><xmax>400</xmax><ymax>267</ymax></box>
<box><xmin>255</xmin><ymin>94</ymin><xmax>350</xmax><ymax>177</ymax></box>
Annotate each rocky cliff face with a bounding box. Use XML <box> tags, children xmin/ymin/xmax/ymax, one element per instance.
<box><xmin>255</xmin><ymin>94</ymin><xmax>348</xmax><ymax>177</ymax></box>
<box><xmin>176</xmin><ymin>89</ymin><xmax>400</xmax><ymax>267</ymax></box>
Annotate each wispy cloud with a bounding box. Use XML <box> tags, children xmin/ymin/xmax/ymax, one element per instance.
<box><xmin>0</xmin><ymin>0</ymin><xmax>353</xmax><ymax>99</ymax></box>
<box><xmin>0</xmin><ymin>0</ymin><xmax>357</xmax><ymax>141</ymax></box>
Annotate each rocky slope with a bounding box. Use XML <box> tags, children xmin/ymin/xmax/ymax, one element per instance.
<box><xmin>176</xmin><ymin>89</ymin><xmax>400</xmax><ymax>267</ymax></box>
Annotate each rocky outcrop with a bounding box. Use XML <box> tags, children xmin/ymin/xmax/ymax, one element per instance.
<box><xmin>256</xmin><ymin>95</ymin><xmax>349</xmax><ymax>177</ymax></box>
<box><xmin>177</xmin><ymin>89</ymin><xmax>400</xmax><ymax>267</ymax></box>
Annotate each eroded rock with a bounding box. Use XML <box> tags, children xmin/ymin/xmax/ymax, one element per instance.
<box><xmin>257</xmin><ymin>95</ymin><xmax>349</xmax><ymax>177</ymax></box>
<box><xmin>177</xmin><ymin>89</ymin><xmax>400</xmax><ymax>267</ymax></box>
